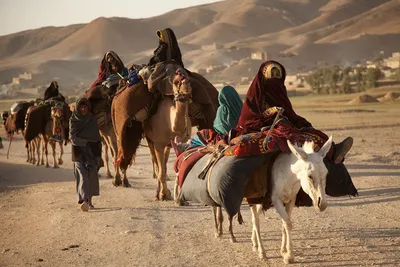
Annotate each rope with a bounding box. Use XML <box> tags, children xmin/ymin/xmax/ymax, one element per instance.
<box><xmin>262</xmin><ymin>107</ymin><xmax>285</xmax><ymax>152</ymax></box>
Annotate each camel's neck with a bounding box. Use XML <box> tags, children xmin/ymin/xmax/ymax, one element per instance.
<box><xmin>172</xmin><ymin>99</ymin><xmax>189</xmax><ymax>136</ymax></box>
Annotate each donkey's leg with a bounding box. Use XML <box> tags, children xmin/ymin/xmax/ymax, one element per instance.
<box><xmin>216</xmin><ymin>206</ymin><xmax>224</xmax><ymax>237</ymax></box>
<box><xmin>228</xmin><ymin>215</ymin><xmax>237</xmax><ymax>243</ymax></box>
<box><xmin>273</xmin><ymin>199</ymin><xmax>293</xmax><ymax>264</ymax></box>
<box><xmin>58</xmin><ymin>141</ymin><xmax>63</xmax><ymax>165</ymax></box>
<box><xmin>282</xmin><ymin>200</ymin><xmax>295</xmax><ymax>264</ymax></box>
<box><xmin>211</xmin><ymin>206</ymin><xmax>221</xmax><ymax>238</ymax></box>
<box><xmin>51</xmin><ymin>141</ymin><xmax>58</xmax><ymax>168</ymax></box>
<box><xmin>154</xmin><ymin>143</ymin><xmax>172</xmax><ymax>201</ymax></box>
<box><xmin>250</xmin><ymin>204</ymin><xmax>266</xmax><ymax>260</ymax></box>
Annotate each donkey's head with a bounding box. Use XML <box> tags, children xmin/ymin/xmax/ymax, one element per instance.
<box><xmin>287</xmin><ymin>136</ymin><xmax>333</xmax><ymax>212</ymax></box>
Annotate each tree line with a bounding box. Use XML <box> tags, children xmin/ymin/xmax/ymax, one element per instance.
<box><xmin>304</xmin><ymin>65</ymin><xmax>391</xmax><ymax>94</ymax></box>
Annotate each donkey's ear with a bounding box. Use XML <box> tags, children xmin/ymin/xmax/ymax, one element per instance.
<box><xmin>318</xmin><ymin>135</ymin><xmax>333</xmax><ymax>158</ymax></box>
<box><xmin>287</xmin><ymin>140</ymin><xmax>308</xmax><ymax>161</ymax></box>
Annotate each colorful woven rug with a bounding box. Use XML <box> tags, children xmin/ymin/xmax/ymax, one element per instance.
<box><xmin>224</xmin><ymin>120</ymin><xmax>331</xmax><ymax>157</ymax></box>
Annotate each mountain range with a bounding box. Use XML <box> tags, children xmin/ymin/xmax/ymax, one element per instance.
<box><xmin>1</xmin><ymin>0</ymin><xmax>399</xmax><ymax>87</ymax></box>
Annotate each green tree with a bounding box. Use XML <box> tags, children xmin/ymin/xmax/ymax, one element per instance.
<box><xmin>305</xmin><ymin>69</ymin><xmax>324</xmax><ymax>94</ymax></box>
<box><xmin>365</xmin><ymin>67</ymin><xmax>383</xmax><ymax>89</ymax></box>
<box><xmin>341</xmin><ymin>74</ymin><xmax>352</xmax><ymax>94</ymax></box>
<box><xmin>355</xmin><ymin>67</ymin><xmax>366</xmax><ymax>92</ymax></box>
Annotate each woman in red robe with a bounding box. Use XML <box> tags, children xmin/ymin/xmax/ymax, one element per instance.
<box><xmin>235</xmin><ymin>60</ymin><xmax>353</xmax><ymax>163</ymax></box>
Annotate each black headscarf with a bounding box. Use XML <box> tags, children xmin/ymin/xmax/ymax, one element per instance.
<box><xmin>148</xmin><ymin>28</ymin><xmax>184</xmax><ymax>67</ymax></box>
<box><xmin>70</xmin><ymin>98</ymin><xmax>101</xmax><ymax>145</ymax></box>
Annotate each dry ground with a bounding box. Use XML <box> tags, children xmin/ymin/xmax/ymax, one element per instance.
<box><xmin>0</xmin><ymin>94</ymin><xmax>399</xmax><ymax>267</ymax></box>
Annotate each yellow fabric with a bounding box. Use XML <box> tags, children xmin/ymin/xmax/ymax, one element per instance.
<box><xmin>263</xmin><ymin>63</ymin><xmax>283</xmax><ymax>79</ymax></box>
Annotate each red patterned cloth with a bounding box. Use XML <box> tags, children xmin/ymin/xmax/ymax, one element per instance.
<box><xmin>173</xmin><ymin>148</ymin><xmax>208</xmax><ymax>187</ymax></box>
<box><xmin>225</xmin><ymin>119</ymin><xmax>333</xmax><ymax>158</ymax></box>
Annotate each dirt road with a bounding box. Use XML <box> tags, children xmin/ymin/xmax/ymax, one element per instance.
<box><xmin>1</xmin><ymin>124</ymin><xmax>399</xmax><ymax>267</ymax></box>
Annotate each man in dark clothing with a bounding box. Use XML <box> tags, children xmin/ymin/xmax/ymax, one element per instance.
<box><xmin>70</xmin><ymin>98</ymin><xmax>102</xmax><ymax>211</ymax></box>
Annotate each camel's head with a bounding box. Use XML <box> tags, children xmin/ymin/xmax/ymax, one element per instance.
<box><xmin>3</xmin><ymin>114</ymin><xmax>14</xmax><ymax>136</ymax></box>
<box><xmin>287</xmin><ymin>136</ymin><xmax>333</xmax><ymax>212</ymax></box>
<box><xmin>146</xmin><ymin>61</ymin><xmax>192</xmax><ymax>101</ymax></box>
<box><xmin>51</xmin><ymin>105</ymin><xmax>63</xmax><ymax>119</ymax></box>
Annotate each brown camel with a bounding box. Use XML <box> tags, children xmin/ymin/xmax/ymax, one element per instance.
<box><xmin>24</xmin><ymin>101</ymin><xmax>70</xmax><ymax>168</ymax></box>
<box><xmin>144</xmin><ymin>63</ymin><xmax>193</xmax><ymax>200</ymax></box>
<box><xmin>3</xmin><ymin>101</ymin><xmax>35</xmax><ymax>162</ymax></box>
<box><xmin>111</xmin><ymin>61</ymin><xmax>192</xmax><ymax>197</ymax></box>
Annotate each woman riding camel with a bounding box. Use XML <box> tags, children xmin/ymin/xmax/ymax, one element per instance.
<box><xmin>172</xmin><ymin>85</ymin><xmax>243</xmax><ymax>156</ymax></box>
<box><xmin>235</xmin><ymin>60</ymin><xmax>353</xmax><ymax>163</ymax></box>
<box><xmin>148</xmin><ymin>28</ymin><xmax>184</xmax><ymax>67</ymax></box>
<box><xmin>70</xmin><ymin>98</ymin><xmax>102</xmax><ymax>211</ymax></box>
<box><xmin>147</xmin><ymin>28</ymin><xmax>217</xmax><ymax>129</ymax></box>
<box><xmin>90</xmin><ymin>51</ymin><xmax>128</xmax><ymax>89</ymax></box>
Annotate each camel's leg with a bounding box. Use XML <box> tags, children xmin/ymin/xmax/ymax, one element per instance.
<box><xmin>109</xmin><ymin>134</ymin><xmax>127</xmax><ymax>187</ymax></box>
<box><xmin>174</xmin><ymin>176</ymin><xmax>179</xmax><ymax>203</ymax></box>
<box><xmin>154</xmin><ymin>143</ymin><xmax>172</xmax><ymax>201</ymax></box>
<box><xmin>228</xmin><ymin>215</ymin><xmax>236</xmax><ymax>243</ymax></box>
<box><xmin>281</xmin><ymin>200</ymin><xmax>295</xmax><ymax>264</ymax></box>
<box><xmin>250</xmin><ymin>204</ymin><xmax>266</xmax><ymax>260</ymax></box>
<box><xmin>36</xmin><ymin>138</ymin><xmax>41</xmax><ymax>166</ymax></box>
<box><xmin>164</xmin><ymin>146</ymin><xmax>171</xmax><ymax>181</ymax></box>
<box><xmin>26</xmin><ymin>142</ymin><xmax>31</xmax><ymax>163</ymax></box>
<box><xmin>103</xmin><ymin>141</ymin><xmax>112</xmax><ymax>178</ymax></box>
<box><xmin>147</xmin><ymin>137</ymin><xmax>158</xmax><ymax>179</ymax></box>
<box><xmin>31</xmin><ymin>141</ymin><xmax>37</xmax><ymax>165</ymax></box>
<box><xmin>58</xmin><ymin>141</ymin><xmax>63</xmax><ymax>165</ymax></box>
<box><xmin>40</xmin><ymin>136</ymin><xmax>45</xmax><ymax>165</ymax></box>
<box><xmin>42</xmin><ymin>136</ymin><xmax>49</xmax><ymax>168</ymax></box>
<box><xmin>50</xmin><ymin>141</ymin><xmax>58</xmax><ymax>169</ymax></box>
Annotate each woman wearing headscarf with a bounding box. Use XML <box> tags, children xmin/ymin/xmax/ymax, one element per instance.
<box><xmin>70</xmin><ymin>98</ymin><xmax>102</xmax><ymax>211</ymax></box>
<box><xmin>148</xmin><ymin>28</ymin><xmax>184</xmax><ymax>67</ymax></box>
<box><xmin>90</xmin><ymin>51</ymin><xmax>128</xmax><ymax>89</ymax></box>
<box><xmin>235</xmin><ymin>60</ymin><xmax>353</xmax><ymax>163</ymax></box>
<box><xmin>172</xmin><ymin>85</ymin><xmax>243</xmax><ymax>156</ymax></box>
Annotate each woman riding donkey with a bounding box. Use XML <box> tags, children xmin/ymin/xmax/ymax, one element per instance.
<box><xmin>235</xmin><ymin>60</ymin><xmax>353</xmax><ymax>164</ymax></box>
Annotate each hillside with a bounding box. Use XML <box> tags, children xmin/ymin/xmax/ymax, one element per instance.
<box><xmin>0</xmin><ymin>0</ymin><xmax>399</xmax><ymax>87</ymax></box>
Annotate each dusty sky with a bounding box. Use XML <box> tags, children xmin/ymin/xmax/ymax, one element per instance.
<box><xmin>0</xmin><ymin>0</ymin><xmax>222</xmax><ymax>36</ymax></box>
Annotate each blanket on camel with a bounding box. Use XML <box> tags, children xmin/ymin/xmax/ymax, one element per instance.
<box><xmin>111</xmin><ymin>81</ymin><xmax>153</xmax><ymax>169</ymax></box>
<box><xmin>224</xmin><ymin>119</ymin><xmax>333</xmax><ymax>158</ymax></box>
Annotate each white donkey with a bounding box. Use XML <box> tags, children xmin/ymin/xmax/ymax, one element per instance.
<box><xmin>250</xmin><ymin>136</ymin><xmax>333</xmax><ymax>264</ymax></box>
